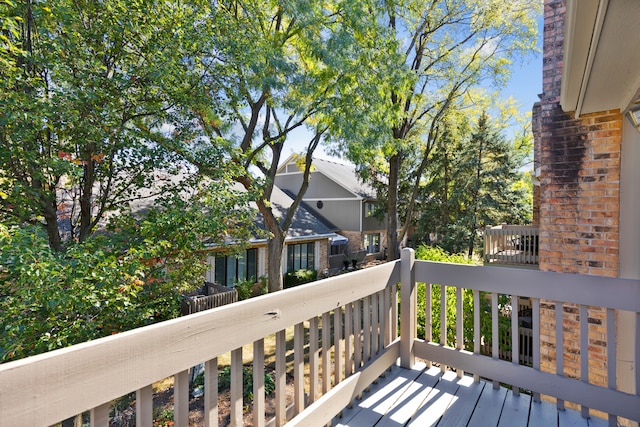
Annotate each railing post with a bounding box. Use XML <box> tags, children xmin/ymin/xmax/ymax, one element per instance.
<box><xmin>401</xmin><ymin>248</ymin><xmax>416</xmax><ymax>368</ymax></box>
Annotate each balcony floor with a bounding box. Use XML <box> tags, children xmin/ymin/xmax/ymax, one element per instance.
<box><xmin>332</xmin><ymin>363</ymin><xmax>609</xmax><ymax>427</ymax></box>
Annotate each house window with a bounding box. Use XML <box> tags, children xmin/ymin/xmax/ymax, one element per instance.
<box><xmin>364</xmin><ymin>202</ymin><xmax>375</xmax><ymax>217</ymax></box>
<box><xmin>214</xmin><ymin>248</ymin><xmax>258</xmax><ymax>287</ymax></box>
<box><xmin>330</xmin><ymin>243</ymin><xmax>346</xmax><ymax>256</ymax></box>
<box><xmin>287</xmin><ymin>242</ymin><xmax>315</xmax><ymax>272</ymax></box>
<box><xmin>365</xmin><ymin>233</ymin><xmax>380</xmax><ymax>254</ymax></box>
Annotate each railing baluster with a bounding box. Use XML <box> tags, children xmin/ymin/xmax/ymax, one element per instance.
<box><xmin>606</xmin><ymin>308</ymin><xmax>617</xmax><ymax>427</ymax></box>
<box><xmin>371</xmin><ymin>292</ymin><xmax>379</xmax><ymax>355</ymax></box>
<box><xmin>456</xmin><ymin>286</ymin><xmax>463</xmax><ymax>378</ymax></box>
<box><xmin>321</xmin><ymin>311</ymin><xmax>331</xmax><ymax>394</ymax></box>
<box><xmin>363</xmin><ymin>295</ymin><xmax>371</xmax><ymax>362</ymax></box>
<box><xmin>276</xmin><ymin>330</ymin><xmax>286</xmax><ymax>426</ymax></box>
<box><xmin>254</xmin><ymin>339</ymin><xmax>265</xmax><ymax>427</ymax></box>
<box><xmin>392</xmin><ymin>283</ymin><xmax>399</xmax><ymax>341</ymax></box>
<box><xmin>378</xmin><ymin>290</ymin><xmax>385</xmax><ymax>352</ymax></box>
<box><xmin>473</xmin><ymin>290</ymin><xmax>480</xmax><ymax>383</ymax></box>
<box><xmin>555</xmin><ymin>302</ymin><xmax>565</xmax><ymax>411</ymax></box>
<box><xmin>308</xmin><ymin>317</ymin><xmax>320</xmax><ymax>404</ymax></box>
<box><xmin>230</xmin><ymin>348</ymin><xmax>243</xmax><ymax>427</ymax></box>
<box><xmin>492</xmin><ymin>292</ymin><xmax>499</xmax><ymax>389</ymax></box>
<box><xmin>345</xmin><ymin>303</ymin><xmax>353</xmax><ymax>378</ymax></box>
<box><xmin>511</xmin><ymin>294</ymin><xmax>520</xmax><ymax>396</ymax></box>
<box><xmin>249</xmin><ymin>338</ymin><xmax>265</xmax><ymax>427</ymax></box>
<box><xmin>440</xmin><ymin>284</ymin><xmax>447</xmax><ymax>373</ymax></box>
<box><xmin>532</xmin><ymin>298</ymin><xmax>541</xmax><ymax>402</ymax></box>
<box><xmin>425</xmin><ymin>282</ymin><xmax>432</xmax><ymax>368</ymax></box>
<box><xmin>334</xmin><ymin>306</ymin><xmax>343</xmax><ymax>385</ymax></box>
<box><xmin>90</xmin><ymin>402</ymin><xmax>109</xmax><ymax>427</ymax></box>
<box><xmin>384</xmin><ymin>286</ymin><xmax>391</xmax><ymax>346</ymax></box>
<box><xmin>136</xmin><ymin>385</ymin><xmax>153</xmax><ymax>427</ymax></box>
<box><xmin>294</xmin><ymin>322</ymin><xmax>305</xmax><ymax>415</ymax></box>
<box><xmin>205</xmin><ymin>357</ymin><xmax>218</xmax><ymax>427</ymax></box>
<box><xmin>353</xmin><ymin>300</ymin><xmax>362</xmax><ymax>371</ymax></box>
<box><xmin>580</xmin><ymin>305</ymin><xmax>589</xmax><ymax>418</ymax></box>
<box><xmin>174</xmin><ymin>370</ymin><xmax>189</xmax><ymax>427</ymax></box>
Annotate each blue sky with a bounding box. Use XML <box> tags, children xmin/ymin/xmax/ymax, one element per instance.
<box><xmin>284</xmin><ymin>16</ymin><xmax>544</xmax><ymax>164</ymax></box>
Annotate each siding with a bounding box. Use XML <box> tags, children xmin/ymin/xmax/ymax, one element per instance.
<box><xmin>275</xmin><ymin>171</ymin><xmax>356</xmax><ymax>199</ymax></box>
<box><xmin>312</xmin><ymin>199</ymin><xmax>361</xmax><ymax>231</ymax></box>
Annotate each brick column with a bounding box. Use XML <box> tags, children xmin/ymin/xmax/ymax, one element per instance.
<box><xmin>535</xmin><ymin>0</ymin><xmax>622</xmax><ymax>409</ymax></box>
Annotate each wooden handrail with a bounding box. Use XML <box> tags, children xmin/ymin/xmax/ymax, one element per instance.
<box><xmin>1</xmin><ymin>249</ymin><xmax>639</xmax><ymax>426</ymax></box>
<box><xmin>410</xmin><ymin>253</ymin><xmax>640</xmax><ymax>423</ymax></box>
<box><xmin>0</xmin><ymin>262</ymin><xmax>400</xmax><ymax>427</ymax></box>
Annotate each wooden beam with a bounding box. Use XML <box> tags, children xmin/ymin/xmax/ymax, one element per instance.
<box><xmin>400</xmin><ymin>248</ymin><xmax>416</xmax><ymax>368</ymax></box>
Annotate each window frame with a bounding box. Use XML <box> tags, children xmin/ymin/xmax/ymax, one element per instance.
<box><xmin>364</xmin><ymin>233</ymin><xmax>380</xmax><ymax>254</ymax></box>
<box><xmin>287</xmin><ymin>242</ymin><xmax>316</xmax><ymax>272</ymax></box>
<box><xmin>214</xmin><ymin>248</ymin><xmax>258</xmax><ymax>287</ymax></box>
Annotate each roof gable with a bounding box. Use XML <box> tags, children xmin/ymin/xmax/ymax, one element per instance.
<box><xmin>277</xmin><ymin>155</ymin><xmax>376</xmax><ymax>200</ymax></box>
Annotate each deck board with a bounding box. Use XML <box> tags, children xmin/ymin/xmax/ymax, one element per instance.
<box><xmin>431</xmin><ymin>374</ymin><xmax>484</xmax><ymax>427</ymax></box>
<box><xmin>377</xmin><ymin>367</ymin><xmax>441</xmax><ymax>426</ymax></box>
<box><xmin>333</xmin><ymin>363</ymin><xmax>426</xmax><ymax>427</ymax></box>
<box><xmin>333</xmin><ymin>366</ymin><xmax>596</xmax><ymax>426</ymax></box>
<box><xmin>406</xmin><ymin>370</ymin><xmax>460</xmax><ymax>426</ymax></box>
<box><xmin>498</xmin><ymin>389</ymin><xmax>531</xmax><ymax>427</ymax></box>
<box><xmin>467</xmin><ymin>381</ymin><xmax>508</xmax><ymax>426</ymax></box>
<box><xmin>529</xmin><ymin>400</ymin><xmax>558</xmax><ymax>427</ymax></box>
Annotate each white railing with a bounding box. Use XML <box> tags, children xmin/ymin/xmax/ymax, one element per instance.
<box><xmin>484</xmin><ymin>224</ymin><xmax>539</xmax><ymax>266</ymax></box>
<box><xmin>1</xmin><ymin>249</ymin><xmax>639</xmax><ymax>426</ymax></box>
<box><xmin>406</xmin><ymin>249</ymin><xmax>640</xmax><ymax>425</ymax></box>
<box><xmin>0</xmin><ymin>263</ymin><xmax>400</xmax><ymax>427</ymax></box>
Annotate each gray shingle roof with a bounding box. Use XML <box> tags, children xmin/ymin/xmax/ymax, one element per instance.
<box><xmin>311</xmin><ymin>158</ymin><xmax>376</xmax><ymax>199</ymax></box>
<box><xmin>258</xmin><ymin>186</ymin><xmax>335</xmax><ymax>240</ymax></box>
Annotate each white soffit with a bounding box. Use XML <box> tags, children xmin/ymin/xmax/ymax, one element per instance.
<box><xmin>561</xmin><ymin>0</ymin><xmax>640</xmax><ymax>116</ymax></box>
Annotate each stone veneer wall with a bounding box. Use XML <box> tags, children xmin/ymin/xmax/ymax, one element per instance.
<box><xmin>535</xmin><ymin>0</ymin><xmax>622</xmax><ymax>412</ymax></box>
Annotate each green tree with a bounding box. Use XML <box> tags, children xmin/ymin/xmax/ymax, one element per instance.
<box><xmin>0</xmin><ymin>177</ymin><xmax>257</xmax><ymax>363</ymax></box>
<box><xmin>417</xmin><ymin>110</ymin><xmax>531</xmax><ymax>255</ymax></box>
<box><xmin>0</xmin><ymin>0</ymin><xmax>210</xmax><ymax>249</ymax></box>
<box><xmin>156</xmin><ymin>0</ymin><xmax>401</xmax><ymax>291</ymax></box>
<box><xmin>335</xmin><ymin>0</ymin><xmax>540</xmax><ymax>260</ymax></box>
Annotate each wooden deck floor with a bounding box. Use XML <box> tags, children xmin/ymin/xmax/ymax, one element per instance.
<box><xmin>332</xmin><ymin>364</ymin><xmax>610</xmax><ymax>427</ymax></box>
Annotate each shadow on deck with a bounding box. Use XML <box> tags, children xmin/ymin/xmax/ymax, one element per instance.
<box><xmin>334</xmin><ymin>364</ymin><xmax>608</xmax><ymax>427</ymax></box>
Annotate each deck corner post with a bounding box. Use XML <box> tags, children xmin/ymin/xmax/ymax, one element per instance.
<box><xmin>400</xmin><ymin>248</ymin><xmax>416</xmax><ymax>369</ymax></box>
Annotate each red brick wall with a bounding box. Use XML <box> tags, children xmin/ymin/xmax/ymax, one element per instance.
<box><xmin>538</xmin><ymin>0</ymin><xmax>621</xmax><ymax>277</ymax></box>
<box><xmin>535</xmin><ymin>0</ymin><xmax>622</xmax><ymax>409</ymax></box>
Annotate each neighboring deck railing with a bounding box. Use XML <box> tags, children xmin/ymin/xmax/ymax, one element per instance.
<box><xmin>1</xmin><ymin>249</ymin><xmax>639</xmax><ymax>426</ymax></box>
<box><xmin>181</xmin><ymin>282</ymin><xmax>238</xmax><ymax>315</ymax></box>
<box><xmin>484</xmin><ymin>224</ymin><xmax>539</xmax><ymax>266</ymax></box>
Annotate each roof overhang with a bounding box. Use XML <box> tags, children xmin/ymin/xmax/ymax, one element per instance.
<box><xmin>561</xmin><ymin>0</ymin><xmax>640</xmax><ymax>117</ymax></box>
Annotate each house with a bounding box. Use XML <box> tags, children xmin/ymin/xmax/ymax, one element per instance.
<box><xmin>531</xmin><ymin>0</ymin><xmax>640</xmax><ymax>411</ymax></box>
<box><xmin>204</xmin><ymin>184</ymin><xmax>337</xmax><ymax>287</ymax></box>
<box><xmin>275</xmin><ymin>156</ymin><xmax>387</xmax><ymax>266</ymax></box>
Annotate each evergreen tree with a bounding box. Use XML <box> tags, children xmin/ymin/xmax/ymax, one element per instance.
<box><xmin>418</xmin><ymin>111</ymin><xmax>531</xmax><ymax>256</ymax></box>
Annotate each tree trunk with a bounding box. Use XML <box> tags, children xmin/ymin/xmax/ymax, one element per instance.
<box><xmin>267</xmin><ymin>232</ymin><xmax>285</xmax><ymax>293</ymax></box>
<box><xmin>79</xmin><ymin>144</ymin><xmax>96</xmax><ymax>242</ymax></box>
<box><xmin>43</xmin><ymin>197</ymin><xmax>63</xmax><ymax>252</ymax></box>
<box><xmin>387</xmin><ymin>152</ymin><xmax>401</xmax><ymax>260</ymax></box>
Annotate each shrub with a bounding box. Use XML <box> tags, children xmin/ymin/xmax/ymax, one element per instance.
<box><xmin>414</xmin><ymin>244</ymin><xmax>510</xmax><ymax>353</ymax></box>
<box><xmin>194</xmin><ymin>366</ymin><xmax>275</xmax><ymax>402</ymax></box>
<box><xmin>234</xmin><ymin>279</ymin><xmax>255</xmax><ymax>301</ymax></box>
<box><xmin>414</xmin><ymin>245</ymin><xmax>473</xmax><ymax>346</ymax></box>
<box><xmin>283</xmin><ymin>269</ymin><xmax>317</xmax><ymax>288</ymax></box>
